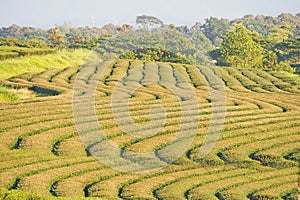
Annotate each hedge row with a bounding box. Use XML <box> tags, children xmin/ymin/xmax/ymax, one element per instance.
<box><xmin>0</xmin><ymin>46</ymin><xmax>56</xmax><ymax>60</ymax></box>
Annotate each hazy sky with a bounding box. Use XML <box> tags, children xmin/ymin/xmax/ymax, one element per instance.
<box><xmin>0</xmin><ymin>0</ymin><xmax>299</xmax><ymax>28</ymax></box>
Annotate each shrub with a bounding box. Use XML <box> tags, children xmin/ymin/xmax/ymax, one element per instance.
<box><xmin>120</xmin><ymin>47</ymin><xmax>191</xmax><ymax>64</ymax></box>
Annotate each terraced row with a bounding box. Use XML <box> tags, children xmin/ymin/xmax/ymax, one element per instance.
<box><xmin>0</xmin><ymin>59</ymin><xmax>299</xmax><ymax>199</ymax></box>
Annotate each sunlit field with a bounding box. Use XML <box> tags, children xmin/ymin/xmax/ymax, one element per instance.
<box><xmin>0</xmin><ymin>58</ymin><xmax>298</xmax><ymax>199</ymax></box>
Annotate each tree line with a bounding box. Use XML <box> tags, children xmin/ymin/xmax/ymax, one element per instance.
<box><xmin>210</xmin><ymin>24</ymin><xmax>299</xmax><ymax>73</ymax></box>
<box><xmin>0</xmin><ymin>13</ymin><xmax>299</xmax><ymax>73</ymax></box>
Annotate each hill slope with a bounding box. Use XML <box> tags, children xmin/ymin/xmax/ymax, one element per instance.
<box><xmin>0</xmin><ymin>49</ymin><xmax>90</xmax><ymax>102</ymax></box>
<box><xmin>0</xmin><ymin>59</ymin><xmax>299</xmax><ymax>199</ymax></box>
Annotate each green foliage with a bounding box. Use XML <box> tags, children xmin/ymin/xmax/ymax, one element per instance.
<box><xmin>0</xmin><ymin>49</ymin><xmax>90</xmax><ymax>80</ymax></box>
<box><xmin>67</xmin><ymin>33</ymin><xmax>84</xmax><ymax>48</ymax></box>
<box><xmin>0</xmin><ymin>24</ymin><xmax>48</xmax><ymax>41</ymax></box>
<box><xmin>0</xmin><ymin>188</ymin><xmax>85</xmax><ymax>200</ymax></box>
<box><xmin>136</xmin><ymin>15</ymin><xmax>164</xmax><ymax>29</ymax></box>
<box><xmin>232</xmin><ymin>13</ymin><xmax>300</xmax><ymax>37</ymax></box>
<box><xmin>0</xmin><ymin>51</ymin><xmax>19</xmax><ymax>60</ymax></box>
<box><xmin>0</xmin><ymin>37</ymin><xmax>55</xmax><ymax>60</ymax></box>
<box><xmin>120</xmin><ymin>47</ymin><xmax>191</xmax><ymax>64</ymax></box>
<box><xmin>0</xmin><ymin>37</ymin><xmax>48</xmax><ymax>48</ymax></box>
<box><xmin>262</xmin><ymin>51</ymin><xmax>279</xmax><ymax>70</ymax></box>
<box><xmin>220</xmin><ymin>24</ymin><xmax>263</xmax><ymax>68</ymax></box>
<box><xmin>0</xmin><ymin>46</ymin><xmax>56</xmax><ymax>60</ymax></box>
<box><xmin>201</xmin><ymin>17</ymin><xmax>230</xmax><ymax>46</ymax></box>
<box><xmin>268</xmin><ymin>25</ymin><xmax>294</xmax><ymax>43</ymax></box>
<box><xmin>261</xmin><ymin>37</ymin><xmax>299</xmax><ymax>73</ymax></box>
<box><xmin>48</xmin><ymin>28</ymin><xmax>66</xmax><ymax>49</ymax></box>
<box><xmin>277</xmin><ymin>61</ymin><xmax>296</xmax><ymax>73</ymax></box>
<box><xmin>0</xmin><ymin>14</ymin><xmax>299</xmax><ymax>74</ymax></box>
<box><xmin>96</xmin><ymin>28</ymin><xmax>207</xmax><ymax>64</ymax></box>
<box><xmin>66</xmin><ymin>37</ymin><xmax>105</xmax><ymax>49</ymax></box>
<box><xmin>0</xmin><ymin>86</ymin><xmax>19</xmax><ymax>102</ymax></box>
<box><xmin>208</xmin><ymin>48</ymin><xmax>221</xmax><ymax>62</ymax></box>
<box><xmin>274</xmin><ymin>39</ymin><xmax>300</xmax><ymax>66</ymax></box>
<box><xmin>0</xmin><ymin>188</ymin><xmax>58</xmax><ymax>200</ymax></box>
<box><xmin>189</xmin><ymin>22</ymin><xmax>213</xmax><ymax>51</ymax></box>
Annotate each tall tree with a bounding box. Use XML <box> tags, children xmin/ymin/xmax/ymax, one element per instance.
<box><xmin>268</xmin><ymin>25</ymin><xmax>294</xmax><ymax>43</ymax></box>
<box><xmin>190</xmin><ymin>22</ymin><xmax>213</xmax><ymax>51</ymax></box>
<box><xmin>117</xmin><ymin>24</ymin><xmax>133</xmax><ymax>32</ymax></box>
<box><xmin>136</xmin><ymin>15</ymin><xmax>164</xmax><ymax>30</ymax></box>
<box><xmin>201</xmin><ymin>17</ymin><xmax>230</xmax><ymax>46</ymax></box>
<box><xmin>219</xmin><ymin>24</ymin><xmax>263</xmax><ymax>68</ymax></box>
<box><xmin>68</xmin><ymin>33</ymin><xmax>84</xmax><ymax>48</ymax></box>
<box><xmin>48</xmin><ymin>27</ymin><xmax>66</xmax><ymax>48</ymax></box>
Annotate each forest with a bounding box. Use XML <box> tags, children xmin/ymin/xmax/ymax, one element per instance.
<box><xmin>0</xmin><ymin>13</ymin><xmax>299</xmax><ymax>73</ymax></box>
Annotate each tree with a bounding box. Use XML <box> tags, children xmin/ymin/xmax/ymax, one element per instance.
<box><xmin>201</xmin><ymin>17</ymin><xmax>230</xmax><ymax>46</ymax></box>
<box><xmin>272</xmin><ymin>39</ymin><xmax>300</xmax><ymax>73</ymax></box>
<box><xmin>119</xmin><ymin>47</ymin><xmax>190</xmax><ymax>64</ymax></box>
<box><xmin>263</xmin><ymin>50</ymin><xmax>279</xmax><ymax>70</ymax></box>
<box><xmin>136</xmin><ymin>15</ymin><xmax>163</xmax><ymax>30</ymax></box>
<box><xmin>117</xmin><ymin>24</ymin><xmax>133</xmax><ymax>32</ymax></box>
<box><xmin>101</xmin><ymin>23</ymin><xmax>119</xmax><ymax>36</ymax></box>
<box><xmin>219</xmin><ymin>24</ymin><xmax>263</xmax><ymax>68</ymax></box>
<box><xmin>168</xmin><ymin>24</ymin><xmax>175</xmax><ymax>31</ymax></box>
<box><xmin>190</xmin><ymin>22</ymin><xmax>213</xmax><ymax>51</ymax></box>
<box><xmin>268</xmin><ymin>25</ymin><xmax>294</xmax><ymax>43</ymax></box>
<box><xmin>260</xmin><ymin>27</ymin><xmax>298</xmax><ymax>73</ymax></box>
<box><xmin>48</xmin><ymin>27</ymin><xmax>66</xmax><ymax>48</ymax></box>
<box><xmin>68</xmin><ymin>33</ymin><xmax>84</xmax><ymax>48</ymax></box>
<box><xmin>175</xmin><ymin>25</ymin><xmax>189</xmax><ymax>35</ymax></box>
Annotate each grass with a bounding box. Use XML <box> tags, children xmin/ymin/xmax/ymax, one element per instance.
<box><xmin>0</xmin><ymin>58</ymin><xmax>299</xmax><ymax>199</ymax></box>
<box><xmin>252</xmin><ymin>180</ymin><xmax>297</xmax><ymax>200</ymax></box>
<box><xmin>280</xmin><ymin>71</ymin><xmax>300</xmax><ymax>86</ymax></box>
<box><xmin>0</xmin><ymin>49</ymin><xmax>90</xmax><ymax>80</ymax></box>
<box><xmin>0</xmin><ymin>188</ymin><xmax>65</xmax><ymax>200</ymax></box>
<box><xmin>0</xmin><ymin>86</ymin><xmax>20</xmax><ymax>101</ymax></box>
<box><xmin>0</xmin><ymin>46</ymin><xmax>56</xmax><ymax>60</ymax></box>
<box><xmin>215</xmin><ymin>168</ymin><xmax>298</xmax><ymax>200</ymax></box>
<box><xmin>0</xmin><ymin>49</ymin><xmax>90</xmax><ymax>102</ymax></box>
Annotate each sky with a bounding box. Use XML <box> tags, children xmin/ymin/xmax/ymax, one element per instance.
<box><xmin>0</xmin><ymin>0</ymin><xmax>299</xmax><ymax>28</ymax></box>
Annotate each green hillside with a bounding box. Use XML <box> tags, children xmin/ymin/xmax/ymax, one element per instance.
<box><xmin>0</xmin><ymin>49</ymin><xmax>90</xmax><ymax>102</ymax></box>
<box><xmin>0</xmin><ymin>58</ymin><xmax>299</xmax><ymax>199</ymax></box>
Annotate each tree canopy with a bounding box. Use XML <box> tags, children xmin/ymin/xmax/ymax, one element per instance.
<box><xmin>201</xmin><ymin>17</ymin><xmax>230</xmax><ymax>46</ymax></box>
<box><xmin>219</xmin><ymin>24</ymin><xmax>263</xmax><ymax>68</ymax></box>
<box><xmin>120</xmin><ymin>47</ymin><xmax>191</xmax><ymax>64</ymax></box>
<box><xmin>0</xmin><ymin>13</ymin><xmax>299</xmax><ymax>73</ymax></box>
<box><xmin>136</xmin><ymin>15</ymin><xmax>164</xmax><ymax>30</ymax></box>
